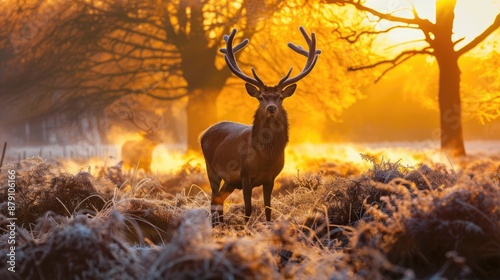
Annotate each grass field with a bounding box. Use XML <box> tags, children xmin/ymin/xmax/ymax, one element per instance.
<box><xmin>1</xmin><ymin>144</ymin><xmax>499</xmax><ymax>279</ymax></box>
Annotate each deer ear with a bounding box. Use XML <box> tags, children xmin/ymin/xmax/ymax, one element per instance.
<box><xmin>282</xmin><ymin>84</ymin><xmax>297</xmax><ymax>98</ymax></box>
<box><xmin>245</xmin><ymin>83</ymin><xmax>260</xmax><ymax>97</ymax></box>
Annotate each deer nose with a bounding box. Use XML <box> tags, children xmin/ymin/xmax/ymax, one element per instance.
<box><xmin>266</xmin><ymin>105</ymin><xmax>278</xmax><ymax>114</ymax></box>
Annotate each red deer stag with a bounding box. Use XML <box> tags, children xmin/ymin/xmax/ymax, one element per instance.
<box><xmin>200</xmin><ymin>26</ymin><xmax>321</xmax><ymax>225</ymax></box>
<box><xmin>121</xmin><ymin>112</ymin><xmax>163</xmax><ymax>174</ymax></box>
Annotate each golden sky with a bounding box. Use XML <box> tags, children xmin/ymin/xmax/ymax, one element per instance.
<box><xmin>364</xmin><ymin>0</ymin><xmax>500</xmax><ymax>54</ymax></box>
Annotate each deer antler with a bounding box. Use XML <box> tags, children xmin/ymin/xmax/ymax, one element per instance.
<box><xmin>220</xmin><ymin>29</ymin><xmax>265</xmax><ymax>88</ymax></box>
<box><xmin>277</xmin><ymin>26</ymin><xmax>322</xmax><ymax>89</ymax></box>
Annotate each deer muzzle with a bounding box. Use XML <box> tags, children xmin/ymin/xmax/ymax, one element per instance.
<box><xmin>266</xmin><ymin>104</ymin><xmax>278</xmax><ymax>116</ymax></box>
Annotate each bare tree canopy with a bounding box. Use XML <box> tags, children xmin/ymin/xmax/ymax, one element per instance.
<box><xmin>0</xmin><ymin>0</ymin><xmax>288</xmax><ymax>150</ymax></box>
<box><xmin>325</xmin><ymin>0</ymin><xmax>500</xmax><ymax>156</ymax></box>
<box><xmin>9</xmin><ymin>0</ymin><xmax>493</xmax><ymax>150</ymax></box>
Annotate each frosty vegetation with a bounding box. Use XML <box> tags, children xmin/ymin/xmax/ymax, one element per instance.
<box><xmin>1</xmin><ymin>155</ymin><xmax>499</xmax><ymax>279</ymax></box>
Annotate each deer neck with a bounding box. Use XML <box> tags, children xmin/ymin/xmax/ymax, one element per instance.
<box><xmin>251</xmin><ymin>109</ymin><xmax>289</xmax><ymax>157</ymax></box>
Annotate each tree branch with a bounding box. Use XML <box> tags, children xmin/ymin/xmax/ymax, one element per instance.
<box><xmin>349</xmin><ymin>48</ymin><xmax>432</xmax><ymax>70</ymax></box>
<box><xmin>335</xmin><ymin>24</ymin><xmax>421</xmax><ymax>43</ymax></box>
<box><xmin>324</xmin><ymin>0</ymin><xmax>435</xmax><ymax>34</ymax></box>
<box><xmin>457</xmin><ymin>13</ymin><xmax>500</xmax><ymax>57</ymax></box>
<box><xmin>372</xmin><ymin>53</ymin><xmax>416</xmax><ymax>83</ymax></box>
<box><xmin>349</xmin><ymin>48</ymin><xmax>432</xmax><ymax>82</ymax></box>
<box><xmin>145</xmin><ymin>90</ymin><xmax>190</xmax><ymax>100</ymax></box>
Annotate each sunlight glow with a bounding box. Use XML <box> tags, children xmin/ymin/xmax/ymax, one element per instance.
<box><xmin>282</xmin><ymin>142</ymin><xmax>444</xmax><ymax>176</ymax></box>
<box><xmin>152</xmin><ymin>146</ymin><xmax>205</xmax><ymax>174</ymax></box>
<box><xmin>364</xmin><ymin>0</ymin><xmax>500</xmax><ymax>52</ymax></box>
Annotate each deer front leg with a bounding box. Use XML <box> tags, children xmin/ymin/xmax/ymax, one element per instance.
<box><xmin>243</xmin><ymin>178</ymin><xmax>253</xmax><ymax>223</ymax></box>
<box><xmin>263</xmin><ymin>181</ymin><xmax>274</xmax><ymax>222</ymax></box>
<box><xmin>211</xmin><ymin>199</ymin><xmax>224</xmax><ymax>227</ymax></box>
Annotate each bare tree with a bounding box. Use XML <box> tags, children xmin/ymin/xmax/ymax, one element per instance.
<box><xmin>325</xmin><ymin>0</ymin><xmax>500</xmax><ymax>156</ymax></box>
<box><xmin>0</xmin><ymin>0</ymin><xmax>286</xmax><ymax>151</ymax></box>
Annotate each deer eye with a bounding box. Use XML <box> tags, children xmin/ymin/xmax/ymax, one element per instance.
<box><xmin>257</xmin><ymin>96</ymin><xmax>264</xmax><ymax>101</ymax></box>
<box><xmin>279</xmin><ymin>96</ymin><xmax>284</xmax><ymax>100</ymax></box>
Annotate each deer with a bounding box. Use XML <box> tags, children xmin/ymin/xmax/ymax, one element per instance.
<box><xmin>200</xmin><ymin>26</ymin><xmax>321</xmax><ymax>226</ymax></box>
<box><xmin>121</xmin><ymin>112</ymin><xmax>163</xmax><ymax>174</ymax></box>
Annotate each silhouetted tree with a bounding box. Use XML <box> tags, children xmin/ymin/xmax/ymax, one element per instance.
<box><xmin>0</xmin><ymin>0</ymin><xmax>286</xmax><ymax>151</ymax></box>
<box><xmin>325</xmin><ymin>0</ymin><xmax>500</xmax><ymax>156</ymax></box>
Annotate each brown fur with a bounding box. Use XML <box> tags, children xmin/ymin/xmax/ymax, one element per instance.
<box><xmin>201</xmin><ymin>85</ymin><xmax>295</xmax><ymax>225</ymax></box>
<box><xmin>121</xmin><ymin>135</ymin><xmax>161</xmax><ymax>174</ymax></box>
<box><xmin>204</xmin><ymin>27</ymin><xmax>320</xmax><ymax>226</ymax></box>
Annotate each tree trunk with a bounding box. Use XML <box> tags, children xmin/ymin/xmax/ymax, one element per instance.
<box><xmin>186</xmin><ymin>88</ymin><xmax>218</xmax><ymax>152</ymax></box>
<box><xmin>436</xmin><ymin>56</ymin><xmax>466</xmax><ymax>157</ymax></box>
<box><xmin>434</xmin><ymin>0</ymin><xmax>466</xmax><ymax>157</ymax></box>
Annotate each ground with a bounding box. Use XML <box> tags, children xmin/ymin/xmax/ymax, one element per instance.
<box><xmin>0</xmin><ymin>143</ymin><xmax>499</xmax><ymax>279</ymax></box>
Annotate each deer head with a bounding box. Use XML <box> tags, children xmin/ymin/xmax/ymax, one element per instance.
<box><xmin>220</xmin><ymin>26</ymin><xmax>321</xmax><ymax>117</ymax></box>
<box><xmin>124</xmin><ymin>111</ymin><xmax>163</xmax><ymax>144</ymax></box>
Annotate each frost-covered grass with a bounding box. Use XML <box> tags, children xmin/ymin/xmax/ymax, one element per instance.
<box><xmin>1</xmin><ymin>154</ymin><xmax>499</xmax><ymax>279</ymax></box>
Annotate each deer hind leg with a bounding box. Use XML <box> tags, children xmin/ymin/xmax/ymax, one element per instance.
<box><xmin>211</xmin><ymin>181</ymin><xmax>237</xmax><ymax>226</ymax></box>
<box><xmin>207</xmin><ymin>167</ymin><xmax>222</xmax><ymax>225</ymax></box>
<box><xmin>242</xmin><ymin>178</ymin><xmax>253</xmax><ymax>224</ymax></box>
